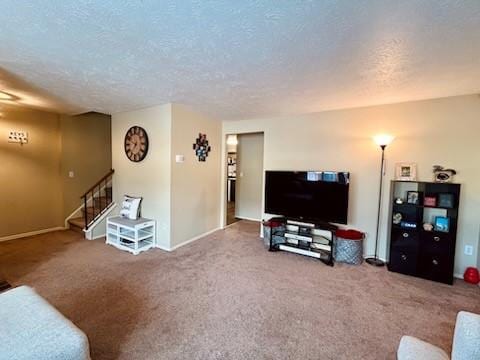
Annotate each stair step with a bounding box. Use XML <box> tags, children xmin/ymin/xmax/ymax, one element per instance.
<box><xmin>68</xmin><ymin>217</ymin><xmax>85</xmax><ymax>233</ymax></box>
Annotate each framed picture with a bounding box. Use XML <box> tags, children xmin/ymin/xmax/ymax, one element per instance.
<box><xmin>437</xmin><ymin>193</ymin><xmax>455</xmax><ymax>208</ymax></box>
<box><xmin>424</xmin><ymin>196</ymin><xmax>437</xmax><ymax>207</ymax></box>
<box><xmin>407</xmin><ymin>191</ymin><xmax>420</xmax><ymax>205</ymax></box>
<box><xmin>434</xmin><ymin>216</ymin><xmax>450</xmax><ymax>233</ymax></box>
<box><xmin>395</xmin><ymin>163</ymin><xmax>417</xmax><ymax>181</ymax></box>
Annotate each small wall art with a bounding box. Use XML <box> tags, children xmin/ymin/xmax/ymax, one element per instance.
<box><xmin>193</xmin><ymin>133</ymin><xmax>211</xmax><ymax>162</ymax></box>
<box><xmin>395</xmin><ymin>163</ymin><xmax>417</xmax><ymax>181</ymax></box>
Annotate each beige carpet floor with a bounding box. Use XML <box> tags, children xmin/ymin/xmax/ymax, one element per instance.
<box><xmin>1</xmin><ymin>221</ymin><xmax>479</xmax><ymax>360</ymax></box>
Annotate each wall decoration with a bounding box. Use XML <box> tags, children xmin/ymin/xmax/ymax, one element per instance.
<box><xmin>193</xmin><ymin>133</ymin><xmax>211</xmax><ymax>162</ymax></box>
<box><xmin>433</xmin><ymin>165</ymin><xmax>456</xmax><ymax>183</ymax></box>
<box><xmin>8</xmin><ymin>130</ymin><xmax>28</xmax><ymax>144</ymax></box>
<box><xmin>124</xmin><ymin>126</ymin><xmax>149</xmax><ymax>162</ymax></box>
<box><xmin>395</xmin><ymin>163</ymin><xmax>417</xmax><ymax>181</ymax></box>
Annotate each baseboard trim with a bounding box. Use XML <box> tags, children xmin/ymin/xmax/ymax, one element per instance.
<box><xmin>156</xmin><ymin>227</ymin><xmax>222</xmax><ymax>252</ymax></box>
<box><xmin>155</xmin><ymin>244</ymin><xmax>171</xmax><ymax>252</ymax></box>
<box><xmin>235</xmin><ymin>216</ymin><xmax>261</xmax><ymax>222</ymax></box>
<box><xmin>0</xmin><ymin>227</ymin><xmax>67</xmax><ymax>242</ymax></box>
<box><xmin>89</xmin><ymin>233</ymin><xmax>107</xmax><ymax>240</ymax></box>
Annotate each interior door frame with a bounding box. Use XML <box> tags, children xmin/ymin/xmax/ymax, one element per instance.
<box><xmin>220</xmin><ymin>131</ymin><xmax>265</xmax><ymax>229</ymax></box>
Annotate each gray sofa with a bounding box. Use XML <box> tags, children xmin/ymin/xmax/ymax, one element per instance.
<box><xmin>0</xmin><ymin>286</ymin><xmax>91</xmax><ymax>360</ymax></box>
<box><xmin>398</xmin><ymin>311</ymin><xmax>480</xmax><ymax>360</ymax></box>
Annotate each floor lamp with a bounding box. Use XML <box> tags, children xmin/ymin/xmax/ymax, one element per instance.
<box><xmin>366</xmin><ymin>134</ymin><xmax>394</xmax><ymax>267</ymax></box>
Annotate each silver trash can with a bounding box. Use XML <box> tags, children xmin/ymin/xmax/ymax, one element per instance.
<box><xmin>262</xmin><ymin>219</ymin><xmax>285</xmax><ymax>248</ymax></box>
<box><xmin>335</xmin><ymin>229</ymin><xmax>364</xmax><ymax>265</ymax></box>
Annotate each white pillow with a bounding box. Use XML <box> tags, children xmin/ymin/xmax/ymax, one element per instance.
<box><xmin>119</xmin><ymin>195</ymin><xmax>142</xmax><ymax>220</ymax></box>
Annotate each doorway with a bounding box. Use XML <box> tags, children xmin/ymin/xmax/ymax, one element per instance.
<box><xmin>225</xmin><ymin>133</ymin><xmax>264</xmax><ymax>226</ymax></box>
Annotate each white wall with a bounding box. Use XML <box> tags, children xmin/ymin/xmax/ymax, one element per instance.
<box><xmin>235</xmin><ymin>133</ymin><xmax>264</xmax><ymax>221</ymax></box>
<box><xmin>170</xmin><ymin>104</ymin><xmax>222</xmax><ymax>248</ymax></box>
<box><xmin>112</xmin><ymin>104</ymin><xmax>172</xmax><ymax>249</ymax></box>
<box><xmin>223</xmin><ymin>94</ymin><xmax>480</xmax><ymax>276</ymax></box>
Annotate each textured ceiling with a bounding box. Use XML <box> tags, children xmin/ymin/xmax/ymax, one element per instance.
<box><xmin>0</xmin><ymin>1</ymin><xmax>479</xmax><ymax>119</ymax></box>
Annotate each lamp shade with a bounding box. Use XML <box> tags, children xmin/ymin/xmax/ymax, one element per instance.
<box><xmin>373</xmin><ymin>134</ymin><xmax>394</xmax><ymax>147</ymax></box>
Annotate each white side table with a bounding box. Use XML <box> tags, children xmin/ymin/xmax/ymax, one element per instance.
<box><xmin>106</xmin><ymin>216</ymin><xmax>156</xmax><ymax>255</ymax></box>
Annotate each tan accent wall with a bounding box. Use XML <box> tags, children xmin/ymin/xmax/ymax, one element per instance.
<box><xmin>111</xmin><ymin>104</ymin><xmax>172</xmax><ymax>249</ymax></box>
<box><xmin>111</xmin><ymin>103</ymin><xmax>221</xmax><ymax>250</ymax></box>
<box><xmin>60</xmin><ymin>112</ymin><xmax>112</xmax><ymax>218</ymax></box>
<box><xmin>170</xmin><ymin>104</ymin><xmax>221</xmax><ymax>249</ymax></box>
<box><xmin>0</xmin><ymin>105</ymin><xmax>111</xmax><ymax>238</ymax></box>
<box><xmin>0</xmin><ymin>105</ymin><xmax>63</xmax><ymax>237</ymax></box>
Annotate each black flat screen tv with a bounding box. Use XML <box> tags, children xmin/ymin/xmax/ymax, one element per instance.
<box><xmin>265</xmin><ymin>171</ymin><xmax>350</xmax><ymax>224</ymax></box>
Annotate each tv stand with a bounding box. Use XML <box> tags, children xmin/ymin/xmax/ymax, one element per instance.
<box><xmin>269</xmin><ymin>219</ymin><xmax>336</xmax><ymax>266</ymax></box>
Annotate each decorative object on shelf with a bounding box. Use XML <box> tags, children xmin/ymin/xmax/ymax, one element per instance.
<box><xmin>193</xmin><ymin>133</ymin><xmax>211</xmax><ymax>161</ymax></box>
<box><xmin>423</xmin><ymin>222</ymin><xmax>434</xmax><ymax>231</ymax></box>
<box><xmin>406</xmin><ymin>191</ymin><xmax>420</xmax><ymax>205</ymax></box>
<box><xmin>366</xmin><ymin>134</ymin><xmax>394</xmax><ymax>267</ymax></box>
<box><xmin>400</xmin><ymin>221</ymin><xmax>417</xmax><ymax>229</ymax></box>
<box><xmin>437</xmin><ymin>193</ymin><xmax>455</xmax><ymax>208</ymax></box>
<box><xmin>124</xmin><ymin>126</ymin><xmax>149</xmax><ymax>162</ymax></box>
<box><xmin>120</xmin><ymin>195</ymin><xmax>142</xmax><ymax>220</ymax></box>
<box><xmin>395</xmin><ymin>162</ymin><xmax>417</xmax><ymax>181</ymax></box>
<box><xmin>395</xmin><ymin>198</ymin><xmax>404</xmax><ymax>204</ymax></box>
<box><xmin>433</xmin><ymin>165</ymin><xmax>456</xmax><ymax>183</ymax></box>
<box><xmin>393</xmin><ymin>212</ymin><xmax>403</xmax><ymax>225</ymax></box>
<box><xmin>434</xmin><ymin>216</ymin><xmax>450</xmax><ymax>232</ymax></box>
<box><xmin>423</xmin><ymin>196</ymin><xmax>437</xmax><ymax>207</ymax></box>
<box><xmin>463</xmin><ymin>267</ymin><xmax>480</xmax><ymax>285</ymax></box>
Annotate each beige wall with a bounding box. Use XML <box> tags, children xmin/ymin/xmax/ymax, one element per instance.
<box><xmin>0</xmin><ymin>105</ymin><xmax>112</xmax><ymax>238</ymax></box>
<box><xmin>111</xmin><ymin>103</ymin><xmax>221</xmax><ymax>250</ymax></box>
<box><xmin>223</xmin><ymin>94</ymin><xmax>480</xmax><ymax>276</ymax></box>
<box><xmin>170</xmin><ymin>104</ymin><xmax>221</xmax><ymax>248</ymax></box>
<box><xmin>60</xmin><ymin>112</ymin><xmax>112</xmax><ymax>218</ymax></box>
<box><xmin>0</xmin><ymin>105</ymin><xmax>63</xmax><ymax>237</ymax></box>
<box><xmin>235</xmin><ymin>133</ymin><xmax>264</xmax><ymax>221</ymax></box>
<box><xmin>111</xmin><ymin>104</ymin><xmax>172</xmax><ymax>249</ymax></box>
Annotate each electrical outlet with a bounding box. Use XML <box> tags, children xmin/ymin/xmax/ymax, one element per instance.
<box><xmin>464</xmin><ymin>245</ymin><xmax>473</xmax><ymax>256</ymax></box>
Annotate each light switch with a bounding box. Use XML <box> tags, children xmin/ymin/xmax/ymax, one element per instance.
<box><xmin>175</xmin><ymin>155</ymin><xmax>185</xmax><ymax>163</ymax></box>
<box><xmin>68</xmin><ymin>171</ymin><xmax>75</xmax><ymax>178</ymax></box>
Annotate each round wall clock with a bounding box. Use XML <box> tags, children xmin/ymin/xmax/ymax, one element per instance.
<box><xmin>124</xmin><ymin>126</ymin><xmax>149</xmax><ymax>162</ymax></box>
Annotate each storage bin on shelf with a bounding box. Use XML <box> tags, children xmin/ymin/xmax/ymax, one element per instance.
<box><xmin>262</xmin><ymin>218</ymin><xmax>286</xmax><ymax>248</ymax></box>
<box><xmin>334</xmin><ymin>229</ymin><xmax>364</xmax><ymax>265</ymax></box>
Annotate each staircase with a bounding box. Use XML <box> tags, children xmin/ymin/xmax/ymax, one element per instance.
<box><xmin>68</xmin><ymin>169</ymin><xmax>115</xmax><ymax>234</ymax></box>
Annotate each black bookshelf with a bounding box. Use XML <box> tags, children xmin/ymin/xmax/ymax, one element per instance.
<box><xmin>387</xmin><ymin>181</ymin><xmax>461</xmax><ymax>284</ymax></box>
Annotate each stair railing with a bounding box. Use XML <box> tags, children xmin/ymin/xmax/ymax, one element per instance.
<box><xmin>81</xmin><ymin>169</ymin><xmax>115</xmax><ymax>230</ymax></box>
